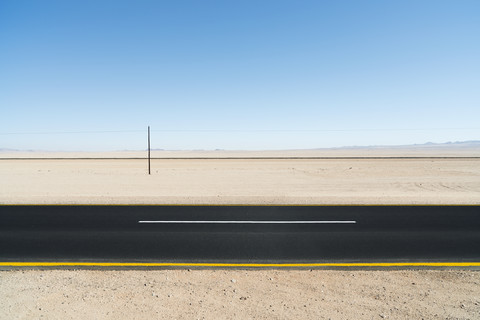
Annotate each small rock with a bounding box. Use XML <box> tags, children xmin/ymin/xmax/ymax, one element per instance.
<box><xmin>231</xmin><ymin>279</ymin><xmax>236</xmax><ymax>283</ymax></box>
<box><xmin>240</xmin><ymin>297</ymin><xmax>247</xmax><ymax>300</ymax></box>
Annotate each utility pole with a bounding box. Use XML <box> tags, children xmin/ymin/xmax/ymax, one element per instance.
<box><xmin>148</xmin><ymin>126</ymin><xmax>151</xmax><ymax>175</ymax></box>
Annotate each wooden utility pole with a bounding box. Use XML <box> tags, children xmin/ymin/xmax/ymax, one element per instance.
<box><xmin>148</xmin><ymin>126</ymin><xmax>151</xmax><ymax>175</ymax></box>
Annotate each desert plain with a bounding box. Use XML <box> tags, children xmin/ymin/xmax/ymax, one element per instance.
<box><xmin>1</xmin><ymin>147</ymin><xmax>480</xmax><ymax>319</ymax></box>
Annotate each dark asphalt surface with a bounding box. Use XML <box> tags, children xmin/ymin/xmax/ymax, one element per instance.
<box><xmin>0</xmin><ymin>205</ymin><xmax>479</xmax><ymax>263</ymax></box>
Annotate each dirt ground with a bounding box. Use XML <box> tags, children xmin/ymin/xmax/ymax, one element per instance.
<box><xmin>1</xmin><ymin>269</ymin><xmax>480</xmax><ymax>319</ymax></box>
<box><xmin>1</xmin><ymin>149</ymin><xmax>479</xmax><ymax>319</ymax></box>
<box><xmin>1</xmin><ymin>151</ymin><xmax>480</xmax><ymax>205</ymax></box>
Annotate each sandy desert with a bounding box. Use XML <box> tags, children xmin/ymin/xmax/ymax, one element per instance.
<box><xmin>1</xmin><ymin>148</ymin><xmax>480</xmax><ymax>319</ymax></box>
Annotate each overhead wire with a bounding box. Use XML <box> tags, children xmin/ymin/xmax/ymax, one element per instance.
<box><xmin>1</xmin><ymin>127</ymin><xmax>479</xmax><ymax>135</ymax></box>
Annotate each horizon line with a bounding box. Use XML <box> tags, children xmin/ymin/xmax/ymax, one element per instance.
<box><xmin>1</xmin><ymin>140</ymin><xmax>480</xmax><ymax>153</ymax></box>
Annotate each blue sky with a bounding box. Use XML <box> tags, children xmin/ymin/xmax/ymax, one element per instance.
<box><xmin>1</xmin><ymin>0</ymin><xmax>479</xmax><ymax>151</ymax></box>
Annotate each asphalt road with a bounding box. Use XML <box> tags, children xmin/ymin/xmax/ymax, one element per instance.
<box><xmin>0</xmin><ymin>205</ymin><xmax>479</xmax><ymax>265</ymax></box>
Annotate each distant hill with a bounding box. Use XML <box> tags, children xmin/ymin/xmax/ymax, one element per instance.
<box><xmin>418</xmin><ymin>140</ymin><xmax>480</xmax><ymax>147</ymax></box>
<box><xmin>0</xmin><ymin>148</ymin><xmax>22</xmax><ymax>152</ymax></box>
<box><xmin>335</xmin><ymin>141</ymin><xmax>480</xmax><ymax>150</ymax></box>
<box><xmin>1</xmin><ymin>141</ymin><xmax>480</xmax><ymax>153</ymax></box>
<box><xmin>0</xmin><ymin>148</ymin><xmax>37</xmax><ymax>152</ymax></box>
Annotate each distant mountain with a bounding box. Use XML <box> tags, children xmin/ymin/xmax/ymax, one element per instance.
<box><xmin>0</xmin><ymin>148</ymin><xmax>44</xmax><ymax>152</ymax></box>
<box><xmin>0</xmin><ymin>148</ymin><xmax>23</xmax><ymax>152</ymax></box>
<box><xmin>399</xmin><ymin>140</ymin><xmax>480</xmax><ymax>148</ymax></box>
<box><xmin>420</xmin><ymin>140</ymin><xmax>480</xmax><ymax>147</ymax></box>
<box><xmin>2</xmin><ymin>141</ymin><xmax>480</xmax><ymax>152</ymax></box>
<box><xmin>337</xmin><ymin>140</ymin><xmax>480</xmax><ymax>149</ymax></box>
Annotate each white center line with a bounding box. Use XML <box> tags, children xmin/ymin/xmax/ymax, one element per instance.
<box><xmin>138</xmin><ymin>220</ymin><xmax>356</xmax><ymax>224</ymax></box>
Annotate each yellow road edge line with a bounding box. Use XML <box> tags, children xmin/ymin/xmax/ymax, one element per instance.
<box><xmin>1</xmin><ymin>262</ymin><xmax>480</xmax><ymax>267</ymax></box>
<box><xmin>1</xmin><ymin>204</ymin><xmax>479</xmax><ymax>206</ymax></box>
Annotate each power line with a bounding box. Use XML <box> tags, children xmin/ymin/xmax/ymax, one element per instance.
<box><xmin>1</xmin><ymin>127</ymin><xmax>479</xmax><ymax>135</ymax></box>
<box><xmin>150</xmin><ymin>128</ymin><xmax>480</xmax><ymax>133</ymax></box>
<box><xmin>0</xmin><ymin>130</ymin><xmax>144</xmax><ymax>135</ymax></box>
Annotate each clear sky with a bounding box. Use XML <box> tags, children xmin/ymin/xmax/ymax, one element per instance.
<box><xmin>1</xmin><ymin>0</ymin><xmax>479</xmax><ymax>151</ymax></box>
